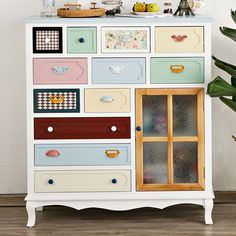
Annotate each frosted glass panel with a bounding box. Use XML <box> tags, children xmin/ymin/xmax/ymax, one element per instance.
<box><xmin>173</xmin><ymin>95</ymin><xmax>197</xmax><ymax>136</ymax></box>
<box><xmin>173</xmin><ymin>142</ymin><xmax>198</xmax><ymax>183</ymax></box>
<box><xmin>143</xmin><ymin>95</ymin><xmax>168</xmax><ymax>137</ymax></box>
<box><xmin>143</xmin><ymin>142</ymin><xmax>168</xmax><ymax>184</ymax></box>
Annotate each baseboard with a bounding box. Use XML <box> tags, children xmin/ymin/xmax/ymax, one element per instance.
<box><xmin>0</xmin><ymin>191</ymin><xmax>235</xmax><ymax>207</ymax></box>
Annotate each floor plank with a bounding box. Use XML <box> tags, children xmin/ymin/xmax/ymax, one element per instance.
<box><xmin>0</xmin><ymin>204</ymin><xmax>236</xmax><ymax>236</ymax></box>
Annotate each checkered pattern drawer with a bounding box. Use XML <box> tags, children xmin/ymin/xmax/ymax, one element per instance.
<box><xmin>33</xmin><ymin>27</ymin><xmax>63</xmax><ymax>53</ymax></box>
<box><xmin>34</xmin><ymin>89</ymin><xmax>80</xmax><ymax>113</ymax></box>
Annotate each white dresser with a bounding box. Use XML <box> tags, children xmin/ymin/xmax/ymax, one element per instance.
<box><xmin>25</xmin><ymin>15</ymin><xmax>214</xmax><ymax>227</ymax></box>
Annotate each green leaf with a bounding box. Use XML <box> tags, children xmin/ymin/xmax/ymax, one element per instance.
<box><xmin>220</xmin><ymin>97</ymin><xmax>236</xmax><ymax>112</ymax></box>
<box><xmin>212</xmin><ymin>56</ymin><xmax>236</xmax><ymax>78</ymax></box>
<box><xmin>220</xmin><ymin>26</ymin><xmax>236</xmax><ymax>42</ymax></box>
<box><xmin>207</xmin><ymin>76</ymin><xmax>236</xmax><ymax>97</ymax></box>
<box><xmin>231</xmin><ymin>77</ymin><xmax>236</xmax><ymax>101</ymax></box>
<box><xmin>231</xmin><ymin>9</ymin><xmax>236</xmax><ymax>24</ymax></box>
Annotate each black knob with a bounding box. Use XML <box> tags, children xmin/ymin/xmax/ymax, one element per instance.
<box><xmin>79</xmin><ymin>38</ymin><xmax>85</xmax><ymax>43</ymax></box>
<box><xmin>48</xmin><ymin>179</ymin><xmax>54</xmax><ymax>185</ymax></box>
<box><xmin>136</xmin><ymin>126</ymin><xmax>142</xmax><ymax>131</ymax></box>
<box><xmin>111</xmin><ymin>178</ymin><xmax>117</xmax><ymax>184</ymax></box>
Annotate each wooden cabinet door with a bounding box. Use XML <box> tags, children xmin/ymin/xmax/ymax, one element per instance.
<box><xmin>136</xmin><ymin>88</ymin><xmax>205</xmax><ymax>191</ymax></box>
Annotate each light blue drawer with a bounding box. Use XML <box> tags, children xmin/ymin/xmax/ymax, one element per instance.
<box><xmin>151</xmin><ymin>57</ymin><xmax>204</xmax><ymax>84</ymax></box>
<box><xmin>92</xmin><ymin>58</ymin><xmax>146</xmax><ymax>84</ymax></box>
<box><xmin>35</xmin><ymin>144</ymin><xmax>131</xmax><ymax>166</ymax></box>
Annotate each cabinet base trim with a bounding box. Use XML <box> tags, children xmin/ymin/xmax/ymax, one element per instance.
<box><xmin>26</xmin><ymin>198</ymin><xmax>214</xmax><ymax>227</ymax></box>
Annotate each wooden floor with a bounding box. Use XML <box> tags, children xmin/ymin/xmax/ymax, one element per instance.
<box><xmin>0</xmin><ymin>192</ymin><xmax>235</xmax><ymax>236</ymax></box>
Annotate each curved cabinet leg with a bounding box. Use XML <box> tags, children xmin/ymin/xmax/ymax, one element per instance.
<box><xmin>36</xmin><ymin>206</ymin><xmax>44</xmax><ymax>211</ymax></box>
<box><xmin>204</xmin><ymin>199</ymin><xmax>213</xmax><ymax>225</ymax></box>
<box><xmin>26</xmin><ymin>202</ymin><xmax>36</xmax><ymax>227</ymax></box>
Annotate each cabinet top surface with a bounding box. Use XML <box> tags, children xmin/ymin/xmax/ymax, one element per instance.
<box><xmin>24</xmin><ymin>15</ymin><xmax>213</xmax><ymax>24</ymax></box>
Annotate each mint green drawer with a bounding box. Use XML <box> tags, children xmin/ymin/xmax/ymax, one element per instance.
<box><xmin>151</xmin><ymin>57</ymin><xmax>204</xmax><ymax>84</ymax></box>
<box><xmin>67</xmin><ymin>27</ymin><xmax>97</xmax><ymax>53</ymax></box>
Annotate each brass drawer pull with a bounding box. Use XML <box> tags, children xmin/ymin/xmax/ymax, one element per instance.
<box><xmin>170</xmin><ymin>65</ymin><xmax>185</xmax><ymax>73</ymax></box>
<box><xmin>105</xmin><ymin>150</ymin><xmax>120</xmax><ymax>158</ymax></box>
<box><xmin>49</xmin><ymin>95</ymin><xmax>65</xmax><ymax>104</ymax></box>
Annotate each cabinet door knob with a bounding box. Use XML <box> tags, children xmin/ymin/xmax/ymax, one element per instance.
<box><xmin>111</xmin><ymin>178</ymin><xmax>117</xmax><ymax>184</ymax></box>
<box><xmin>111</xmin><ymin>126</ymin><xmax>117</xmax><ymax>132</ymax></box>
<box><xmin>48</xmin><ymin>179</ymin><xmax>54</xmax><ymax>185</ymax></box>
<box><xmin>78</xmin><ymin>38</ymin><xmax>85</xmax><ymax>43</ymax></box>
<box><xmin>47</xmin><ymin>126</ymin><xmax>54</xmax><ymax>133</ymax></box>
<box><xmin>136</xmin><ymin>126</ymin><xmax>142</xmax><ymax>131</ymax></box>
<box><xmin>46</xmin><ymin>150</ymin><xmax>60</xmax><ymax>157</ymax></box>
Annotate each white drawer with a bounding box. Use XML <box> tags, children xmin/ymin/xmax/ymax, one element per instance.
<box><xmin>35</xmin><ymin>170</ymin><xmax>131</xmax><ymax>192</ymax></box>
<box><xmin>84</xmin><ymin>88</ymin><xmax>131</xmax><ymax>113</ymax></box>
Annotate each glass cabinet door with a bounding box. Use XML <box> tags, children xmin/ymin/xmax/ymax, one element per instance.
<box><xmin>136</xmin><ymin>88</ymin><xmax>204</xmax><ymax>191</ymax></box>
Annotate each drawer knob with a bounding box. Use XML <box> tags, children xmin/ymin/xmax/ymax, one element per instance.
<box><xmin>105</xmin><ymin>150</ymin><xmax>120</xmax><ymax>158</ymax></box>
<box><xmin>171</xmin><ymin>35</ymin><xmax>187</xmax><ymax>42</ymax></box>
<box><xmin>170</xmin><ymin>65</ymin><xmax>185</xmax><ymax>73</ymax></box>
<box><xmin>45</xmin><ymin>37</ymin><xmax>50</xmax><ymax>43</ymax></box>
<box><xmin>109</xmin><ymin>66</ymin><xmax>126</xmax><ymax>74</ymax></box>
<box><xmin>51</xmin><ymin>66</ymin><xmax>69</xmax><ymax>75</ymax></box>
<box><xmin>46</xmin><ymin>150</ymin><xmax>60</xmax><ymax>157</ymax></box>
<box><xmin>111</xmin><ymin>178</ymin><xmax>117</xmax><ymax>184</ymax></box>
<box><xmin>47</xmin><ymin>126</ymin><xmax>54</xmax><ymax>133</ymax></box>
<box><xmin>136</xmin><ymin>126</ymin><xmax>142</xmax><ymax>132</ymax></box>
<box><xmin>78</xmin><ymin>38</ymin><xmax>85</xmax><ymax>43</ymax></box>
<box><xmin>100</xmin><ymin>96</ymin><xmax>114</xmax><ymax>103</ymax></box>
<box><xmin>111</xmin><ymin>126</ymin><xmax>117</xmax><ymax>132</ymax></box>
<box><xmin>48</xmin><ymin>179</ymin><xmax>54</xmax><ymax>185</ymax></box>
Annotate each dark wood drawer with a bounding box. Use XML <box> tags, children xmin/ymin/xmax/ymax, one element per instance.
<box><xmin>34</xmin><ymin>117</ymin><xmax>131</xmax><ymax>139</ymax></box>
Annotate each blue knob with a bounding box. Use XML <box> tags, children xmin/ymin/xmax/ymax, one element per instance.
<box><xmin>112</xmin><ymin>178</ymin><xmax>117</xmax><ymax>184</ymax></box>
<box><xmin>48</xmin><ymin>179</ymin><xmax>54</xmax><ymax>185</ymax></box>
<box><xmin>79</xmin><ymin>38</ymin><xmax>85</xmax><ymax>43</ymax></box>
<box><xmin>136</xmin><ymin>126</ymin><xmax>142</xmax><ymax>131</ymax></box>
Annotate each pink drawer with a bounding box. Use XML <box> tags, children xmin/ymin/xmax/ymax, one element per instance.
<box><xmin>33</xmin><ymin>58</ymin><xmax>88</xmax><ymax>84</ymax></box>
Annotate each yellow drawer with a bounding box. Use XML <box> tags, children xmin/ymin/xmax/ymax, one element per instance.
<box><xmin>155</xmin><ymin>27</ymin><xmax>204</xmax><ymax>53</ymax></box>
<box><xmin>84</xmin><ymin>88</ymin><xmax>131</xmax><ymax>113</ymax></box>
<box><xmin>35</xmin><ymin>170</ymin><xmax>131</xmax><ymax>192</ymax></box>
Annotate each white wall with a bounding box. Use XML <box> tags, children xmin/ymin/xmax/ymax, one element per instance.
<box><xmin>0</xmin><ymin>0</ymin><xmax>235</xmax><ymax>193</ymax></box>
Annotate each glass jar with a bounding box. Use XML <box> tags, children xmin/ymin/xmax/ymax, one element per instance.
<box><xmin>41</xmin><ymin>0</ymin><xmax>56</xmax><ymax>17</ymax></box>
<box><xmin>102</xmin><ymin>0</ymin><xmax>123</xmax><ymax>15</ymax></box>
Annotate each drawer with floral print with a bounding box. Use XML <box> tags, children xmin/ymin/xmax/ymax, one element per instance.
<box><xmin>101</xmin><ymin>27</ymin><xmax>150</xmax><ymax>53</ymax></box>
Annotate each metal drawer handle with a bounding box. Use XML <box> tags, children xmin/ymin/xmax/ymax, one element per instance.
<box><xmin>109</xmin><ymin>66</ymin><xmax>126</xmax><ymax>74</ymax></box>
<box><xmin>111</xmin><ymin>178</ymin><xmax>117</xmax><ymax>184</ymax></box>
<box><xmin>46</xmin><ymin>150</ymin><xmax>60</xmax><ymax>157</ymax></box>
<box><xmin>49</xmin><ymin>95</ymin><xmax>64</xmax><ymax>104</ymax></box>
<box><xmin>51</xmin><ymin>66</ymin><xmax>69</xmax><ymax>75</ymax></box>
<box><xmin>105</xmin><ymin>150</ymin><xmax>120</xmax><ymax>158</ymax></box>
<box><xmin>170</xmin><ymin>65</ymin><xmax>185</xmax><ymax>73</ymax></box>
<box><xmin>171</xmin><ymin>35</ymin><xmax>187</xmax><ymax>42</ymax></box>
<box><xmin>100</xmin><ymin>96</ymin><xmax>114</xmax><ymax>103</ymax></box>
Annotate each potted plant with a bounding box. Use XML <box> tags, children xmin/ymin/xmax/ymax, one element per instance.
<box><xmin>207</xmin><ymin>9</ymin><xmax>236</xmax><ymax>141</ymax></box>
